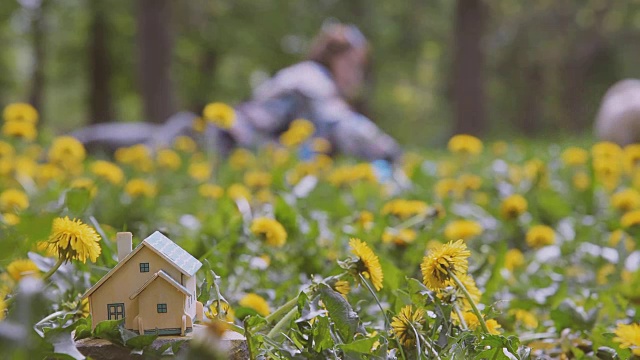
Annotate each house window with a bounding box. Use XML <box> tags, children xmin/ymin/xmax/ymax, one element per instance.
<box><xmin>140</xmin><ymin>263</ymin><xmax>149</xmax><ymax>272</ymax></box>
<box><xmin>157</xmin><ymin>303</ymin><xmax>167</xmax><ymax>313</ymax></box>
<box><xmin>107</xmin><ymin>303</ymin><xmax>125</xmax><ymax>320</ymax></box>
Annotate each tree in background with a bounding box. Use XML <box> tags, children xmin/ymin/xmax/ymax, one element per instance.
<box><xmin>28</xmin><ymin>0</ymin><xmax>49</xmax><ymax>122</ymax></box>
<box><xmin>452</xmin><ymin>0</ymin><xmax>486</xmax><ymax>136</ymax></box>
<box><xmin>88</xmin><ymin>0</ymin><xmax>112</xmax><ymax>124</ymax></box>
<box><xmin>136</xmin><ymin>0</ymin><xmax>176</xmax><ymax>124</ymax></box>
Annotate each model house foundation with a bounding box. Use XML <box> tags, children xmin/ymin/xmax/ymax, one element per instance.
<box><xmin>83</xmin><ymin>231</ymin><xmax>204</xmax><ymax>336</ymax></box>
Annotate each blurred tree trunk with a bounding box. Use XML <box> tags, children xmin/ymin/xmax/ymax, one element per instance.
<box><xmin>452</xmin><ymin>0</ymin><xmax>486</xmax><ymax>136</ymax></box>
<box><xmin>136</xmin><ymin>0</ymin><xmax>176</xmax><ymax>124</ymax></box>
<box><xmin>190</xmin><ymin>46</ymin><xmax>218</xmax><ymax>113</ymax></box>
<box><xmin>518</xmin><ymin>63</ymin><xmax>542</xmax><ymax>134</ymax></box>
<box><xmin>28</xmin><ymin>0</ymin><xmax>49</xmax><ymax>120</ymax></box>
<box><xmin>561</xmin><ymin>35</ymin><xmax>607</xmax><ymax>131</ymax></box>
<box><xmin>88</xmin><ymin>2</ymin><xmax>113</xmax><ymax>124</ymax></box>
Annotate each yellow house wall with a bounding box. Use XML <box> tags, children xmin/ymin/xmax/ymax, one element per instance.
<box><xmin>89</xmin><ymin>246</ymin><xmax>183</xmax><ymax>330</ymax></box>
<box><xmin>138</xmin><ymin>278</ymin><xmax>185</xmax><ymax>332</ymax></box>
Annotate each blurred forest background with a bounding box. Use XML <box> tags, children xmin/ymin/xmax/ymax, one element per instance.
<box><xmin>1</xmin><ymin>0</ymin><xmax>640</xmax><ymax>146</ymax></box>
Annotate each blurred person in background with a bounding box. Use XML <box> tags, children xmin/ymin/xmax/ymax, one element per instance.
<box><xmin>595</xmin><ymin>79</ymin><xmax>640</xmax><ymax>146</ymax></box>
<box><xmin>73</xmin><ymin>22</ymin><xmax>403</xmax><ymax>164</ymax></box>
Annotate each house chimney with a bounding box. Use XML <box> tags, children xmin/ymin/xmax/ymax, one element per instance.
<box><xmin>117</xmin><ymin>232</ymin><xmax>133</xmax><ymax>262</ymax></box>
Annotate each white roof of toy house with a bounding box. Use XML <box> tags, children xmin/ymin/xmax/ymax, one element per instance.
<box><xmin>83</xmin><ymin>231</ymin><xmax>202</xmax><ymax>298</ymax></box>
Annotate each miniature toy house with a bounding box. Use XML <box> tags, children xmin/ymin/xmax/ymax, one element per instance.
<box><xmin>83</xmin><ymin>231</ymin><xmax>204</xmax><ymax>336</ymax></box>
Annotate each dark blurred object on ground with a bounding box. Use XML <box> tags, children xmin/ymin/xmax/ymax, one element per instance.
<box><xmin>595</xmin><ymin>79</ymin><xmax>640</xmax><ymax>145</ymax></box>
<box><xmin>72</xmin><ymin>23</ymin><xmax>402</xmax><ymax>163</ymax></box>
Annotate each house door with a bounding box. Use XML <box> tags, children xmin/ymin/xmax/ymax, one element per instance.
<box><xmin>107</xmin><ymin>303</ymin><xmax>125</xmax><ymax>320</ymax></box>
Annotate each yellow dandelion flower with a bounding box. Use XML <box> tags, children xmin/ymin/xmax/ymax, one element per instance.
<box><xmin>447</xmin><ymin>134</ymin><xmax>483</xmax><ymax>156</ymax></box>
<box><xmin>613</xmin><ymin>323</ymin><xmax>640</xmax><ymax>356</ymax></box>
<box><xmin>156</xmin><ymin>148</ymin><xmax>182</xmax><ymax>170</ymax></box>
<box><xmin>188</xmin><ymin>161</ymin><xmax>212</xmax><ymax>182</ymax></box>
<box><xmin>434</xmin><ymin>178</ymin><xmax>459</xmax><ymax>199</ymax></box>
<box><xmin>561</xmin><ymin>147</ymin><xmax>589</xmax><ymax>166</ymax></box>
<box><xmin>524</xmin><ymin>159</ymin><xmax>546</xmax><ymax>183</ymax></box>
<box><xmin>381</xmin><ymin>199</ymin><xmax>428</xmax><ymax>219</ymax></box>
<box><xmin>511</xmin><ymin>309</ymin><xmax>538</xmax><ymax>329</ymax></box>
<box><xmin>461</xmin><ymin>311</ymin><xmax>480</xmax><ymax>330</ymax></box>
<box><xmin>174</xmin><ymin>136</ymin><xmax>197</xmax><ymax>153</ymax></box>
<box><xmin>250</xmin><ymin>217</ymin><xmax>287</xmax><ymax>247</ymax></box>
<box><xmin>270</xmin><ymin>147</ymin><xmax>291</xmax><ymax>166</ymax></box>
<box><xmin>125</xmin><ymin>178</ymin><xmax>157</xmax><ymax>198</ymax></box>
<box><xmin>622</xmin><ymin>210</ymin><xmax>640</xmax><ymax>228</ymax></box>
<box><xmin>255</xmin><ymin>189</ymin><xmax>273</xmax><ymax>203</ymax></box>
<box><xmin>444</xmin><ymin>220</ymin><xmax>483</xmax><ymax>241</ymax></box>
<box><xmin>612</xmin><ymin>188</ymin><xmax>640</xmax><ymax>212</ymax></box>
<box><xmin>500</xmin><ymin>194</ymin><xmax>528</xmax><ymax>219</ymax></box>
<box><xmin>227</xmin><ymin>183</ymin><xmax>251</xmax><ymax>201</ymax></box>
<box><xmin>279</xmin><ymin>119</ymin><xmax>315</xmax><ymax>147</ymax></box>
<box><xmin>205</xmin><ymin>300</ymin><xmax>234</xmax><ymax>322</ymax></box>
<box><xmin>457</xmin><ymin>312</ymin><xmax>501</xmax><ymax>334</ymax></box>
<box><xmin>114</xmin><ymin>144</ymin><xmax>152</xmax><ymax>171</ymax></box>
<box><xmin>0</xmin><ymin>141</ymin><xmax>16</xmax><ymax>163</ymax></box>
<box><xmin>327</xmin><ymin>163</ymin><xmax>376</xmax><ymax>187</ymax></box>
<box><xmin>46</xmin><ymin>217</ymin><xmax>102</xmax><ymax>263</ymax></box>
<box><xmin>2</xmin><ymin>121</ymin><xmax>37</xmax><ymax>141</ymax></box>
<box><xmin>525</xmin><ymin>225</ymin><xmax>555</xmax><ymax>248</ymax></box>
<box><xmin>3</xmin><ymin>103</ymin><xmax>38</xmax><ymax>123</ymax></box>
<box><xmin>239</xmin><ymin>293</ymin><xmax>270</xmax><ymax>317</ymax></box>
<box><xmin>7</xmin><ymin>258</ymin><xmax>40</xmax><ymax>281</ymax></box>
<box><xmin>597</xmin><ymin>263</ymin><xmax>616</xmax><ymax>285</ymax></box>
<box><xmin>2</xmin><ymin>213</ymin><xmax>20</xmax><ymax>226</ymax></box>
<box><xmin>592</xmin><ymin>141</ymin><xmax>622</xmax><ymax>159</ymax></box>
<box><xmin>333</xmin><ymin>280</ymin><xmax>350</xmax><ymax>296</ymax></box>
<box><xmin>0</xmin><ymin>297</ymin><xmax>5</xmax><ymax>320</ymax></box>
<box><xmin>486</xmin><ymin>319</ymin><xmax>502</xmax><ymax>335</ymax></box>
<box><xmin>572</xmin><ymin>172</ymin><xmax>590</xmax><ymax>191</ymax></box>
<box><xmin>458</xmin><ymin>174</ymin><xmax>482</xmax><ymax>192</ymax></box>
<box><xmin>198</xmin><ymin>184</ymin><xmax>224</xmax><ymax>200</ymax></box>
<box><xmin>203</xmin><ymin>102</ymin><xmax>235</xmax><ymax>129</ymax></box>
<box><xmin>35</xmin><ymin>163</ymin><xmax>64</xmax><ymax>185</ymax></box>
<box><xmin>420</xmin><ymin>240</ymin><xmax>470</xmax><ymax>290</ymax></box>
<box><xmin>391</xmin><ymin>305</ymin><xmax>425</xmax><ymax>346</ymax></box>
<box><xmin>80</xmin><ymin>298</ymin><xmax>90</xmax><ymax>318</ymax></box>
<box><xmin>14</xmin><ymin>156</ymin><xmax>37</xmax><ymax>178</ymax></box>
<box><xmin>192</xmin><ymin>116</ymin><xmax>206</xmax><ymax>133</ymax></box>
<box><xmin>624</xmin><ymin>144</ymin><xmax>640</xmax><ymax>174</ymax></box>
<box><xmin>48</xmin><ymin>136</ymin><xmax>86</xmax><ymax>166</ymax></box>
<box><xmin>357</xmin><ymin>210</ymin><xmax>374</xmax><ymax>230</ymax></box>
<box><xmin>609</xmin><ymin>230</ymin><xmax>635</xmax><ymax>252</ymax></box>
<box><xmin>244</xmin><ymin>171</ymin><xmax>272</xmax><ymax>188</ymax></box>
<box><xmin>229</xmin><ymin>149</ymin><xmax>255</xmax><ymax>170</ymax></box>
<box><xmin>349</xmin><ymin>238</ymin><xmax>384</xmax><ymax>291</ymax></box>
<box><xmin>90</xmin><ymin>160</ymin><xmax>124</xmax><ymax>185</ymax></box>
<box><xmin>382</xmin><ymin>228</ymin><xmax>417</xmax><ymax>246</ymax></box>
<box><xmin>0</xmin><ymin>160</ymin><xmax>13</xmax><ymax>176</ymax></box>
<box><xmin>504</xmin><ymin>248</ymin><xmax>525</xmax><ymax>271</ymax></box>
<box><xmin>0</xmin><ymin>189</ymin><xmax>29</xmax><ymax>212</ymax></box>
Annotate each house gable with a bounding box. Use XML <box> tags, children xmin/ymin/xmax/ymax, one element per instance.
<box><xmin>136</xmin><ymin>272</ymin><xmax>189</xmax><ymax>335</ymax></box>
<box><xmin>130</xmin><ymin>270</ymin><xmax>190</xmax><ymax>300</ymax></box>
